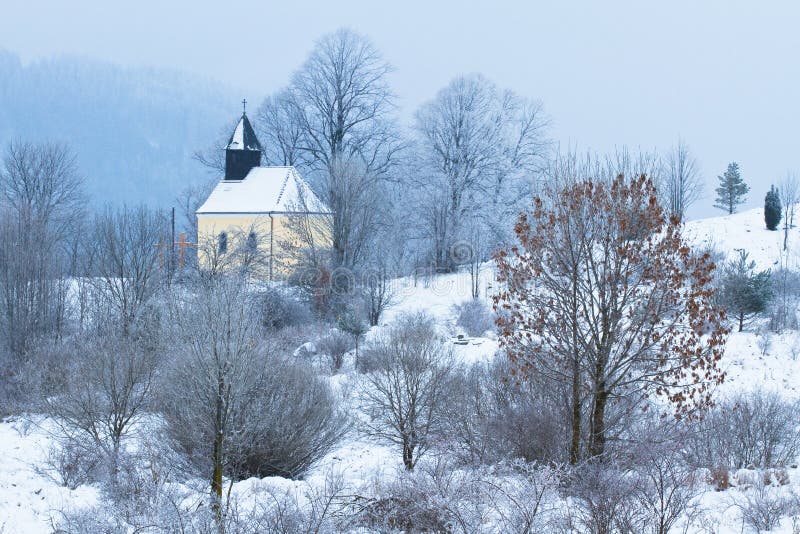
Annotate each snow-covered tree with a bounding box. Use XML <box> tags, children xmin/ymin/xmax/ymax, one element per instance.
<box><xmin>359</xmin><ymin>312</ymin><xmax>454</xmax><ymax>470</ymax></box>
<box><xmin>660</xmin><ymin>140</ymin><xmax>702</xmax><ymax>221</ymax></box>
<box><xmin>83</xmin><ymin>205</ymin><xmax>166</xmax><ymax>336</ymax></box>
<box><xmin>0</xmin><ymin>141</ymin><xmax>84</xmax><ymax>357</ymax></box>
<box><xmin>413</xmin><ymin>74</ymin><xmax>549</xmax><ymax>272</ymax></box>
<box><xmin>276</xmin><ymin>29</ymin><xmax>403</xmax><ymax>272</ymax></box>
<box><xmin>714</xmin><ymin>162</ymin><xmax>749</xmax><ymax>214</ymax></box>
<box><xmin>719</xmin><ymin>249</ymin><xmax>773</xmax><ymax>332</ymax></box>
<box><xmin>43</xmin><ymin>335</ymin><xmax>157</xmax><ymax>485</ymax></box>
<box><xmin>162</xmin><ymin>275</ymin><xmax>345</xmax><ymax>525</ymax></box>
<box><xmin>779</xmin><ymin>172</ymin><xmax>799</xmax><ymax>250</ymax></box>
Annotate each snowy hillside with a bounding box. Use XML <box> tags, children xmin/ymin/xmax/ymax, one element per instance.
<box><xmin>685</xmin><ymin>205</ymin><xmax>800</xmax><ymax>270</ymax></box>
<box><xmin>4</xmin><ymin>208</ymin><xmax>800</xmax><ymax>533</ymax></box>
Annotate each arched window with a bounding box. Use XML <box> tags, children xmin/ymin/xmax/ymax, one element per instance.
<box><xmin>218</xmin><ymin>232</ymin><xmax>228</xmax><ymax>254</ymax></box>
<box><xmin>247</xmin><ymin>230</ymin><xmax>258</xmax><ymax>252</ymax></box>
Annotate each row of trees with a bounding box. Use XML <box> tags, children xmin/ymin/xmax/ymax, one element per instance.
<box><xmin>195</xmin><ymin>29</ymin><xmax>714</xmax><ymax>286</ymax></box>
<box><xmin>0</xmin><ymin>140</ymin><xmax>171</xmax><ymax>360</ymax></box>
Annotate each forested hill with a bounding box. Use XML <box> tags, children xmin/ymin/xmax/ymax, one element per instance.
<box><xmin>0</xmin><ymin>50</ymin><xmax>236</xmax><ymax>206</ymax></box>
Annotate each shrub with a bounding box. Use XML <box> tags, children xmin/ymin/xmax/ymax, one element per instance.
<box><xmin>567</xmin><ymin>465</ymin><xmax>645</xmax><ymax>534</ymax></box>
<box><xmin>454</xmin><ymin>298</ymin><xmax>494</xmax><ymax>337</ymax></box>
<box><xmin>350</xmin><ymin>460</ymin><xmax>481</xmax><ymax>533</ymax></box>
<box><xmin>260</xmin><ymin>287</ymin><xmax>314</xmax><ymax>331</ymax></box>
<box><xmin>444</xmin><ymin>358</ymin><xmax>569</xmax><ymax>465</ymax></box>
<box><xmin>768</xmin><ymin>268</ymin><xmax>800</xmax><ymax>332</ymax></box>
<box><xmin>738</xmin><ymin>486</ymin><xmax>798</xmax><ymax>533</ymax></box>
<box><xmin>317</xmin><ymin>329</ymin><xmax>354</xmax><ymax>372</ymax></box>
<box><xmin>164</xmin><ymin>353</ymin><xmax>348</xmax><ymax>481</ymax></box>
<box><xmin>684</xmin><ymin>392</ymin><xmax>800</xmax><ymax>470</ymax></box>
<box><xmin>359</xmin><ymin>312</ymin><xmax>454</xmax><ymax>470</ymax></box>
<box><xmin>41</xmin><ymin>439</ymin><xmax>103</xmax><ymax>490</ymax></box>
<box><xmin>709</xmin><ymin>467</ymin><xmax>731</xmax><ymax>491</ymax></box>
<box><xmin>237</xmin><ymin>359</ymin><xmax>349</xmax><ymax>479</ymax></box>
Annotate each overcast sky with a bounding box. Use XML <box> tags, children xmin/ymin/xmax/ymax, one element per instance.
<box><xmin>2</xmin><ymin>0</ymin><xmax>797</xmax><ymax>219</ymax></box>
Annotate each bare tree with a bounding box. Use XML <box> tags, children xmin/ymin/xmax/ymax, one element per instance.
<box><xmin>414</xmin><ymin>74</ymin><xmax>549</xmax><ymax>271</ymax></box>
<box><xmin>163</xmin><ymin>275</ymin><xmax>345</xmax><ymax>526</ymax></box>
<box><xmin>175</xmin><ymin>176</ymin><xmax>218</xmax><ymax>265</ymax></box>
<box><xmin>163</xmin><ymin>275</ymin><xmax>261</xmax><ymax>524</ymax></box>
<box><xmin>42</xmin><ymin>335</ymin><xmax>158</xmax><ymax>485</ymax></box>
<box><xmin>192</xmin><ymin>119</ymin><xmax>237</xmax><ymax>176</ymax></box>
<box><xmin>280</xmin><ymin>28</ymin><xmax>403</xmax><ymax>270</ymax></box>
<box><xmin>659</xmin><ymin>140</ymin><xmax>702</xmax><ymax>221</ymax></box>
<box><xmin>0</xmin><ymin>140</ymin><xmax>85</xmax><ymax>239</ymax></box>
<box><xmin>780</xmin><ymin>172</ymin><xmax>799</xmax><ymax>250</ymax></box>
<box><xmin>361</xmin><ymin>258</ymin><xmax>396</xmax><ymax>327</ymax></box>
<box><xmin>359</xmin><ymin>312</ymin><xmax>454</xmax><ymax>470</ymax></box>
<box><xmin>255</xmin><ymin>89</ymin><xmax>307</xmax><ymax>167</ymax></box>
<box><xmin>0</xmin><ymin>211</ymin><xmax>69</xmax><ymax>356</ymax></box>
<box><xmin>0</xmin><ymin>141</ymin><xmax>84</xmax><ymax>357</ymax></box>
<box><xmin>83</xmin><ymin>206</ymin><xmax>166</xmax><ymax>335</ymax></box>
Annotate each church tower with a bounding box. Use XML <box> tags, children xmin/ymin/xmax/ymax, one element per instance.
<box><xmin>224</xmin><ymin>100</ymin><xmax>262</xmax><ymax>181</ymax></box>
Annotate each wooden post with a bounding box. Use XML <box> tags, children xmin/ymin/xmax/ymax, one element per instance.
<box><xmin>178</xmin><ymin>232</ymin><xmax>187</xmax><ymax>268</ymax></box>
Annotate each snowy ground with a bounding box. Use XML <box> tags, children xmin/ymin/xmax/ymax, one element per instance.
<box><xmin>684</xmin><ymin>203</ymin><xmax>800</xmax><ymax>271</ymax></box>
<box><xmin>4</xmin><ymin>205</ymin><xmax>800</xmax><ymax>532</ymax></box>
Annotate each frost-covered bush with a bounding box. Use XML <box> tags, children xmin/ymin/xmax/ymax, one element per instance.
<box><xmin>239</xmin><ymin>360</ymin><xmax>349</xmax><ymax>478</ymax></box>
<box><xmin>164</xmin><ymin>353</ymin><xmax>347</xmax><ymax>481</ymax></box>
<box><xmin>454</xmin><ymin>298</ymin><xmax>495</xmax><ymax>337</ymax></box>
<box><xmin>350</xmin><ymin>459</ymin><xmax>488</xmax><ymax>534</ymax></box>
<box><xmin>768</xmin><ymin>268</ymin><xmax>800</xmax><ymax>332</ymax></box>
<box><xmin>359</xmin><ymin>312</ymin><xmax>454</xmax><ymax>469</ymax></box>
<box><xmin>684</xmin><ymin>392</ymin><xmax>800</xmax><ymax>469</ymax></box>
<box><xmin>317</xmin><ymin>329</ymin><xmax>354</xmax><ymax>372</ymax></box>
<box><xmin>737</xmin><ymin>486</ymin><xmax>799</xmax><ymax>533</ymax></box>
<box><xmin>41</xmin><ymin>439</ymin><xmax>103</xmax><ymax>490</ymax></box>
<box><xmin>630</xmin><ymin>441</ymin><xmax>701</xmax><ymax>534</ymax></box>
<box><xmin>349</xmin><ymin>459</ymin><xmax>558</xmax><ymax>533</ymax></box>
<box><xmin>260</xmin><ymin>286</ymin><xmax>314</xmax><ymax>331</ymax></box>
<box><xmin>444</xmin><ymin>358</ymin><xmax>568</xmax><ymax>465</ymax></box>
<box><xmin>563</xmin><ymin>465</ymin><xmax>644</xmax><ymax>534</ymax></box>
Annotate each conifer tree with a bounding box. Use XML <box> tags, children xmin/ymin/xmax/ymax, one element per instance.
<box><xmin>765</xmin><ymin>185</ymin><xmax>782</xmax><ymax>231</ymax></box>
<box><xmin>714</xmin><ymin>162</ymin><xmax>750</xmax><ymax>214</ymax></box>
<box><xmin>719</xmin><ymin>249</ymin><xmax>773</xmax><ymax>332</ymax></box>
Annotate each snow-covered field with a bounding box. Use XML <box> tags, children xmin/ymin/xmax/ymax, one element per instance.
<box><xmin>4</xmin><ymin>206</ymin><xmax>800</xmax><ymax>533</ymax></box>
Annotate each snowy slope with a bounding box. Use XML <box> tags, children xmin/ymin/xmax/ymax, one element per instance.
<box><xmin>684</xmin><ymin>204</ymin><xmax>800</xmax><ymax>270</ymax></box>
<box><xmin>4</xmin><ymin>207</ymin><xmax>800</xmax><ymax>532</ymax></box>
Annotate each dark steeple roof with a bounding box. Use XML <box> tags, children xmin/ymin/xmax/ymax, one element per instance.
<box><xmin>225</xmin><ymin>112</ymin><xmax>262</xmax><ymax>152</ymax></box>
<box><xmin>224</xmin><ymin>101</ymin><xmax>263</xmax><ymax>181</ymax></box>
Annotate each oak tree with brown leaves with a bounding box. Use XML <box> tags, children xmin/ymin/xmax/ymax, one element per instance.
<box><xmin>494</xmin><ymin>175</ymin><xmax>728</xmax><ymax>461</ymax></box>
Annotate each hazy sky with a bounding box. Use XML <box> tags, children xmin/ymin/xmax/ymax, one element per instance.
<box><xmin>2</xmin><ymin>0</ymin><xmax>797</xmax><ymax>219</ymax></box>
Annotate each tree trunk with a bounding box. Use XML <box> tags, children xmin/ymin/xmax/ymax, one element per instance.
<box><xmin>212</xmin><ymin>375</ymin><xmax>225</xmax><ymax>529</ymax></box>
<box><xmin>402</xmin><ymin>440</ymin><xmax>414</xmax><ymax>470</ymax></box>
<box><xmin>589</xmin><ymin>386</ymin><xmax>608</xmax><ymax>458</ymax></box>
<box><xmin>569</xmin><ymin>357</ymin><xmax>581</xmax><ymax>465</ymax></box>
<box><xmin>212</xmin><ymin>430</ymin><xmax>224</xmax><ymax>527</ymax></box>
<box><xmin>739</xmin><ymin>313</ymin><xmax>744</xmax><ymax>332</ymax></box>
<box><xmin>784</xmin><ymin>221</ymin><xmax>789</xmax><ymax>251</ymax></box>
<box><xmin>569</xmin><ymin>277</ymin><xmax>581</xmax><ymax>465</ymax></box>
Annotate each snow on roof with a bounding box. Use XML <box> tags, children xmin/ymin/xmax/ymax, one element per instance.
<box><xmin>225</xmin><ymin>114</ymin><xmax>262</xmax><ymax>151</ymax></box>
<box><xmin>196</xmin><ymin>166</ymin><xmax>329</xmax><ymax>215</ymax></box>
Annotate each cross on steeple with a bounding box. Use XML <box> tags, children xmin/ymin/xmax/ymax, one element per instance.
<box><xmin>242</xmin><ymin>98</ymin><xmax>247</xmax><ymax>115</ymax></box>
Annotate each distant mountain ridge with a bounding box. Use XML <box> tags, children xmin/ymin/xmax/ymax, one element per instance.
<box><xmin>0</xmin><ymin>50</ymin><xmax>238</xmax><ymax>206</ymax></box>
